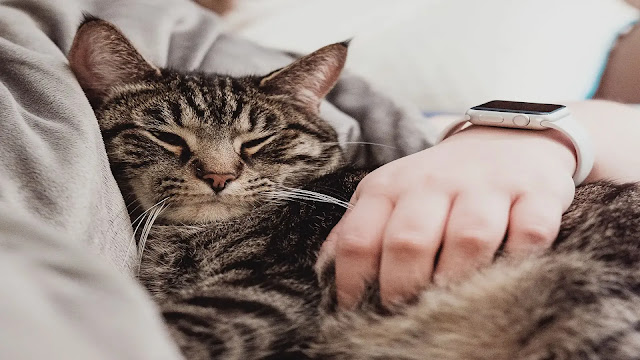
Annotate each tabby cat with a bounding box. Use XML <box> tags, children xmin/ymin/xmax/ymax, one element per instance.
<box><xmin>69</xmin><ymin>17</ymin><xmax>640</xmax><ymax>359</ymax></box>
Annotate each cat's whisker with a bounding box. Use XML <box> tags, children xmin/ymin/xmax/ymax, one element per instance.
<box><xmin>124</xmin><ymin>194</ymin><xmax>139</xmax><ymax>207</ymax></box>
<box><xmin>271</xmin><ymin>194</ymin><xmax>344</xmax><ymax>208</ymax></box>
<box><xmin>312</xmin><ymin>185</ymin><xmax>351</xmax><ymax>201</ymax></box>
<box><xmin>277</xmin><ymin>186</ymin><xmax>345</xmax><ymax>200</ymax></box>
<box><xmin>272</xmin><ymin>185</ymin><xmax>354</xmax><ymax>209</ymax></box>
<box><xmin>126</xmin><ymin>201</ymin><xmax>144</xmax><ymax>217</ymax></box>
<box><xmin>130</xmin><ymin>198</ymin><xmax>170</xmax><ymax>229</ymax></box>
<box><xmin>102</xmin><ymin>194</ymin><xmax>141</xmax><ymax>255</ymax></box>
<box><xmin>258</xmin><ymin>179</ymin><xmax>351</xmax><ymax>208</ymax></box>
<box><xmin>263</xmin><ymin>194</ymin><xmax>315</xmax><ymax>207</ymax></box>
<box><xmin>261</xmin><ymin>200</ymin><xmax>287</xmax><ymax>208</ymax></box>
<box><xmin>273</xmin><ymin>192</ymin><xmax>349</xmax><ymax>208</ymax></box>
<box><xmin>136</xmin><ymin>202</ymin><xmax>169</xmax><ymax>274</ymax></box>
<box><xmin>319</xmin><ymin>141</ymin><xmax>398</xmax><ymax>150</ymax></box>
<box><xmin>123</xmin><ymin>197</ymin><xmax>170</xmax><ymax>269</ymax></box>
<box><xmin>263</xmin><ymin>189</ymin><xmax>353</xmax><ymax>210</ymax></box>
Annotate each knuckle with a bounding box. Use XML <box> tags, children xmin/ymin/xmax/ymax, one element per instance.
<box><xmin>511</xmin><ymin>176</ymin><xmax>543</xmax><ymax>195</ymax></box>
<box><xmin>337</xmin><ymin>234</ymin><xmax>377</xmax><ymax>259</ymax></box>
<box><xmin>456</xmin><ymin>207</ymin><xmax>498</xmax><ymax>230</ymax></box>
<box><xmin>418</xmin><ymin>172</ymin><xmax>438</xmax><ymax>186</ymax></box>
<box><xmin>384</xmin><ymin>233</ymin><xmax>434</xmax><ymax>257</ymax></box>
<box><xmin>449</xmin><ymin>230</ymin><xmax>496</xmax><ymax>257</ymax></box>
<box><xmin>419</xmin><ymin>172</ymin><xmax>454</xmax><ymax>192</ymax></box>
<box><xmin>558</xmin><ymin>181</ymin><xmax>577</xmax><ymax>205</ymax></box>
<box><xmin>359</xmin><ymin>175</ymin><xmax>394</xmax><ymax>196</ymax></box>
<box><xmin>524</xmin><ymin>179</ymin><xmax>574</xmax><ymax>206</ymax></box>
<box><xmin>518</xmin><ymin>224</ymin><xmax>557</xmax><ymax>247</ymax></box>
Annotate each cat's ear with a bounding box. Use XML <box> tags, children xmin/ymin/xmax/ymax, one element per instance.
<box><xmin>259</xmin><ymin>41</ymin><xmax>349</xmax><ymax>113</ymax></box>
<box><xmin>68</xmin><ymin>16</ymin><xmax>161</xmax><ymax>106</ymax></box>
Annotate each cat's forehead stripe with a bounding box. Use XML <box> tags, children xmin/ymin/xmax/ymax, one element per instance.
<box><xmin>181</xmin><ymin>84</ymin><xmax>207</xmax><ymax>120</ymax></box>
<box><xmin>170</xmin><ymin>100</ymin><xmax>183</xmax><ymax>127</ymax></box>
<box><xmin>143</xmin><ymin>107</ymin><xmax>169</xmax><ymax>125</ymax></box>
<box><xmin>102</xmin><ymin>84</ymin><xmax>157</xmax><ymax>110</ymax></box>
<box><xmin>214</xmin><ymin>82</ymin><xmax>228</xmax><ymax>119</ymax></box>
<box><xmin>231</xmin><ymin>98</ymin><xmax>244</xmax><ymax>120</ymax></box>
<box><xmin>229</xmin><ymin>77</ymin><xmax>246</xmax><ymax>94</ymax></box>
<box><xmin>248</xmin><ymin>106</ymin><xmax>259</xmax><ymax>132</ymax></box>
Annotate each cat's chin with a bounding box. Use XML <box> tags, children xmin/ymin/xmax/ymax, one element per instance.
<box><xmin>159</xmin><ymin>200</ymin><xmax>253</xmax><ymax>224</ymax></box>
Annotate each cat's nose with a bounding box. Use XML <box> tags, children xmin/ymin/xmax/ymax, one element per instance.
<box><xmin>201</xmin><ymin>173</ymin><xmax>236</xmax><ymax>193</ymax></box>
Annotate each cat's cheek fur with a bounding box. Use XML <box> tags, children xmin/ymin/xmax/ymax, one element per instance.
<box><xmin>162</xmin><ymin>201</ymin><xmax>252</xmax><ymax>224</ymax></box>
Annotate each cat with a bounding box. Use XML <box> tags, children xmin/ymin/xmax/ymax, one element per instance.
<box><xmin>69</xmin><ymin>17</ymin><xmax>640</xmax><ymax>360</ymax></box>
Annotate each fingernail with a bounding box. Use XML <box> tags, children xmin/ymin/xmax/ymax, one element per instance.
<box><xmin>320</xmin><ymin>232</ymin><xmax>337</xmax><ymax>253</ymax></box>
<box><xmin>316</xmin><ymin>239</ymin><xmax>336</xmax><ymax>268</ymax></box>
<box><xmin>382</xmin><ymin>296</ymin><xmax>405</xmax><ymax>309</ymax></box>
<box><xmin>433</xmin><ymin>274</ymin><xmax>448</xmax><ymax>287</ymax></box>
<box><xmin>337</xmin><ymin>290</ymin><xmax>358</xmax><ymax>310</ymax></box>
<box><xmin>510</xmin><ymin>245</ymin><xmax>545</xmax><ymax>259</ymax></box>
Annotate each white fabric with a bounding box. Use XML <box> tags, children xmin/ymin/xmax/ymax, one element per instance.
<box><xmin>224</xmin><ymin>0</ymin><xmax>639</xmax><ymax>112</ymax></box>
<box><xmin>0</xmin><ymin>0</ymin><xmax>430</xmax><ymax>357</ymax></box>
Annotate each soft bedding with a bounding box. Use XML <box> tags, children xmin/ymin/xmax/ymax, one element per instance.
<box><xmin>224</xmin><ymin>0</ymin><xmax>640</xmax><ymax>112</ymax></box>
<box><xmin>3</xmin><ymin>1</ymin><xmax>638</xmax><ymax>358</ymax></box>
<box><xmin>0</xmin><ymin>0</ymin><xmax>430</xmax><ymax>358</ymax></box>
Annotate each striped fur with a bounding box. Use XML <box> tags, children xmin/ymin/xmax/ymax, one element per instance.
<box><xmin>95</xmin><ymin>71</ymin><xmax>343</xmax><ymax>224</ymax></box>
<box><xmin>71</xmin><ymin>18</ymin><xmax>640</xmax><ymax>360</ymax></box>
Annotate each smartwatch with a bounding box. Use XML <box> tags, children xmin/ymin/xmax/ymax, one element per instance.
<box><xmin>436</xmin><ymin>100</ymin><xmax>594</xmax><ymax>186</ymax></box>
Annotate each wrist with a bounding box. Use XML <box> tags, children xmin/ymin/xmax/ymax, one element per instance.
<box><xmin>442</xmin><ymin>125</ymin><xmax>578</xmax><ymax>178</ymax></box>
<box><xmin>436</xmin><ymin>101</ymin><xmax>596</xmax><ymax>185</ymax></box>
<box><xmin>565</xmin><ymin>101</ymin><xmax>640</xmax><ymax>184</ymax></box>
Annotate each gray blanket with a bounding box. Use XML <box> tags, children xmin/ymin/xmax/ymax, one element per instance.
<box><xmin>0</xmin><ymin>0</ymin><xmax>431</xmax><ymax>358</ymax></box>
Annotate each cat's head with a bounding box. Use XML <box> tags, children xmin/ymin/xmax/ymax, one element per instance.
<box><xmin>69</xmin><ymin>17</ymin><xmax>347</xmax><ymax>224</ymax></box>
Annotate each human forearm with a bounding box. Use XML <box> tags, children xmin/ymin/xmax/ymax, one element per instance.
<box><xmin>326</xmin><ymin>99</ymin><xmax>639</xmax><ymax>307</ymax></box>
<box><xmin>568</xmin><ymin>100</ymin><xmax>640</xmax><ymax>183</ymax></box>
<box><xmin>430</xmin><ymin>100</ymin><xmax>640</xmax><ymax>184</ymax></box>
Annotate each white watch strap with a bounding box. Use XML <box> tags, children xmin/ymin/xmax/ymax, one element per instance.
<box><xmin>540</xmin><ymin>115</ymin><xmax>594</xmax><ymax>186</ymax></box>
<box><xmin>435</xmin><ymin>116</ymin><xmax>469</xmax><ymax>145</ymax></box>
<box><xmin>435</xmin><ymin>114</ymin><xmax>594</xmax><ymax>186</ymax></box>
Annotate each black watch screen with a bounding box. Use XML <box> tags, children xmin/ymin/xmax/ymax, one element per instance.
<box><xmin>471</xmin><ymin>100</ymin><xmax>565</xmax><ymax>115</ymax></box>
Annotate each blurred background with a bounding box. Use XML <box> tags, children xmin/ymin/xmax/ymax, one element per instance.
<box><xmin>197</xmin><ymin>0</ymin><xmax>640</xmax><ymax>113</ymax></box>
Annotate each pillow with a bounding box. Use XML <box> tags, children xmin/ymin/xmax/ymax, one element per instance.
<box><xmin>223</xmin><ymin>0</ymin><xmax>639</xmax><ymax>112</ymax></box>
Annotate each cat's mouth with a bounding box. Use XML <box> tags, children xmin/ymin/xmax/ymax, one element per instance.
<box><xmin>157</xmin><ymin>192</ymin><xmax>259</xmax><ymax>224</ymax></box>
<box><xmin>145</xmin><ymin>176</ymin><xmax>285</xmax><ymax>224</ymax></box>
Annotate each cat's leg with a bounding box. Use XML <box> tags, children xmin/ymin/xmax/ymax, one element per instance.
<box><xmin>312</xmin><ymin>253</ymin><xmax>640</xmax><ymax>360</ymax></box>
<box><xmin>309</xmin><ymin>182</ymin><xmax>640</xmax><ymax>359</ymax></box>
<box><xmin>158</xmin><ymin>281</ymin><xmax>320</xmax><ymax>360</ymax></box>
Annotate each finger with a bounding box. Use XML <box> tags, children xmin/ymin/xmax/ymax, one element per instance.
<box><xmin>317</xmin><ymin>186</ymin><xmax>359</xmax><ymax>266</ymax></box>
<box><xmin>379</xmin><ymin>191</ymin><xmax>451</xmax><ymax>307</ymax></box>
<box><xmin>504</xmin><ymin>195</ymin><xmax>562</xmax><ymax>257</ymax></box>
<box><xmin>316</xmin><ymin>213</ymin><xmax>346</xmax><ymax>272</ymax></box>
<box><xmin>434</xmin><ymin>192</ymin><xmax>510</xmax><ymax>285</ymax></box>
<box><xmin>334</xmin><ymin>194</ymin><xmax>394</xmax><ymax>309</ymax></box>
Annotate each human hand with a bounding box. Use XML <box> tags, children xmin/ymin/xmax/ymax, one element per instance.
<box><xmin>317</xmin><ymin>126</ymin><xmax>577</xmax><ymax>309</ymax></box>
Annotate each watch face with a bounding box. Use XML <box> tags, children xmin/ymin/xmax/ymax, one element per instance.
<box><xmin>472</xmin><ymin>100</ymin><xmax>565</xmax><ymax>115</ymax></box>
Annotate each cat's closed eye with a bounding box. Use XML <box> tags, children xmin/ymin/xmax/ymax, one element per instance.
<box><xmin>149</xmin><ymin>131</ymin><xmax>187</xmax><ymax>148</ymax></box>
<box><xmin>241</xmin><ymin>134</ymin><xmax>275</xmax><ymax>155</ymax></box>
